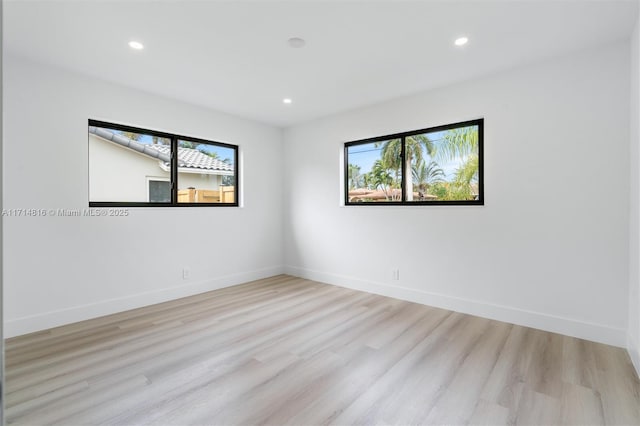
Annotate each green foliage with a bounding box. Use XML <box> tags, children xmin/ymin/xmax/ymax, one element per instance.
<box><xmin>376</xmin><ymin>135</ymin><xmax>435</xmax><ymax>200</ymax></box>
<box><xmin>454</xmin><ymin>155</ymin><xmax>478</xmax><ymax>184</ymax></box>
<box><xmin>353</xmin><ymin>125</ymin><xmax>479</xmax><ymax>202</ymax></box>
<box><xmin>406</xmin><ymin>134</ymin><xmax>435</xmax><ymax>159</ymax></box>
<box><xmin>435</xmin><ymin>126</ymin><xmax>478</xmax><ymax>163</ymax></box>
<box><xmin>376</xmin><ymin>138</ymin><xmax>402</xmax><ymax>180</ymax></box>
<box><xmin>446</xmin><ymin>184</ymin><xmax>472</xmax><ymax>200</ymax></box>
<box><xmin>376</xmin><ymin>135</ymin><xmax>434</xmax><ymax>173</ymax></box>
<box><xmin>370</xmin><ymin>160</ymin><xmax>393</xmax><ymax>188</ymax></box>
<box><xmin>348</xmin><ymin>163</ymin><xmax>364</xmax><ymax>190</ymax></box>
<box><xmin>118</xmin><ymin>131</ymin><xmax>142</xmax><ymax>141</ymax></box>
<box><xmin>430</xmin><ymin>182</ymin><xmax>448</xmax><ymax>199</ymax></box>
<box><xmin>368</xmin><ymin>160</ymin><xmax>400</xmax><ymax>200</ymax></box>
<box><xmin>430</xmin><ymin>126</ymin><xmax>479</xmax><ymax>200</ymax></box>
<box><xmin>443</xmin><ymin>154</ymin><xmax>478</xmax><ymax>200</ymax></box>
<box><xmin>412</xmin><ymin>160</ymin><xmax>445</xmax><ymax>193</ymax></box>
<box><xmin>179</xmin><ymin>142</ymin><xmax>223</xmax><ymax>160</ymax></box>
<box><xmin>197</xmin><ymin>146</ymin><xmax>219</xmax><ymax>159</ymax></box>
<box><xmin>428</xmin><ymin>180</ymin><xmax>476</xmax><ymax>201</ymax></box>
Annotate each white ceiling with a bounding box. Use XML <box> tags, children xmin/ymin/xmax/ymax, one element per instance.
<box><xmin>5</xmin><ymin>0</ymin><xmax>639</xmax><ymax>127</ymax></box>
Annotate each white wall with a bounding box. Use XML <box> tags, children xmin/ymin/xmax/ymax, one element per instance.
<box><xmin>629</xmin><ymin>9</ymin><xmax>640</xmax><ymax>377</ymax></box>
<box><xmin>284</xmin><ymin>43</ymin><xmax>630</xmax><ymax>347</ymax></box>
<box><xmin>178</xmin><ymin>173</ymin><xmax>222</xmax><ymax>193</ymax></box>
<box><xmin>3</xmin><ymin>55</ymin><xmax>284</xmax><ymax>337</ymax></box>
<box><xmin>1</xmin><ymin>0</ymin><xmax>5</xmax><ymax>419</ymax></box>
<box><xmin>89</xmin><ymin>135</ymin><xmax>172</xmax><ymax>202</ymax></box>
<box><xmin>89</xmin><ymin>135</ymin><xmax>223</xmax><ymax>202</ymax></box>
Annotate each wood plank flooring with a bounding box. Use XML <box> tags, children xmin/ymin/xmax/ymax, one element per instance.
<box><xmin>5</xmin><ymin>275</ymin><xmax>640</xmax><ymax>425</ymax></box>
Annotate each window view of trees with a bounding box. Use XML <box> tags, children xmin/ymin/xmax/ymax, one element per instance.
<box><xmin>345</xmin><ymin>120</ymin><xmax>482</xmax><ymax>204</ymax></box>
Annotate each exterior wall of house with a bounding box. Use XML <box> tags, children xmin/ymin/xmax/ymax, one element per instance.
<box><xmin>90</xmin><ymin>135</ymin><xmax>223</xmax><ymax>202</ymax></box>
<box><xmin>89</xmin><ymin>135</ymin><xmax>170</xmax><ymax>202</ymax></box>
<box><xmin>178</xmin><ymin>172</ymin><xmax>222</xmax><ymax>192</ymax></box>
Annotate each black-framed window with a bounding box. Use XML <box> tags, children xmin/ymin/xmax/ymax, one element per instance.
<box><xmin>344</xmin><ymin>119</ymin><xmax>483</xmax><ymax>206</ymax></box>
<box><xmin>88</xmin><ymin>120</ymin><xmax>238</xmax><ymax>207</ymax></box>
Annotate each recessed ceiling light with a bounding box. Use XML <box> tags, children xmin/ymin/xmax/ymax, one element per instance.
<box><xmin>287</xmin><ymin>37</ymin><xmax>306</xmax><ymax>48</ymax></box>
<box><xmin>128</xmin><ymin>41</ymin><xmax>144</xmax><ymax>50</ymax></box>
<box><xmin>283</xmin><ymin>98</ymin><xmax>293</xmax><ymax>104</ymax></box>
<box><xmin>454</xmin><ymin>37</ymin><xmax>469</xmax><ymax>47</ymax></box>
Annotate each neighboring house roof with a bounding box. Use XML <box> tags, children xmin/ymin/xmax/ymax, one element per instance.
<box><xmin>148</xmin><ymin>145</ymin><xmax>233</xmax><ymax>172</ymax></box>
<box><xmin>348</xmin><ymin>188</ymin><xmax>438</xmax><ymax>201</ymax></box>
<box><xmin>90</xmin><ymin>126</ymin><xmax>171</xmax><ymax>162</ymax></box>
<box><xmin>89</xmin><ymin>126</ymin><xmax>233</xmax><ymax>172</ymax></box>
<box><xmin>348</xmin><ymin>188</ymin><xmax>402</xmax><ymax>201</ymax></box>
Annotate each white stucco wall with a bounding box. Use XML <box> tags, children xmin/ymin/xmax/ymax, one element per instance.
<box><xmin>89</xmin><ymin>135</ymin><xmax>170</xmax><ymax>202</ymax></box>
<box><xmin>89</xmin><ymin>134</ymin><xmax>224</xmax><ymax>202</ymax></box>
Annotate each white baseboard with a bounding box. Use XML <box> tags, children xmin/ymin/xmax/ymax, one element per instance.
<box><xmin>628</xmin><ymin>333</ymin><xmax>640</xmax><ymax>380</ymax></box>
<box><xmin>285</xmin><ymin>266</ymin><xmax>627</xmax><ymax>348</ymax></box>
<box><xmin>5</xmin><ymin>265</ymin><xmax>285</xmax><ymax>338</ymax></box>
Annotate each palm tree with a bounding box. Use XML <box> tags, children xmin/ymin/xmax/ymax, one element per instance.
<box><xmin>436</xmin><ymin>126</ymin><xmax>478</xmax><ymax>162</ymax></box>
<box><xmin>347</xmin><ymin>164</ymin><xmax>364</xmax><ymax>190</ymax></box>
<box><xmin>197</xmin><ymin>146</ymin><xmax>220</xmax><ymax>159</ymax></box>
<box><xmin>363</xmin><ymin>173</ymin><xmax>372</xmax><ymax>190</ymax></box>
<box><xmin>435</xmin><ymin>126</ymin><xmax>479</xmax><ymax>200</ymax></box>
<box><xmin>412</xmin><ymin>160</ymin><xmax>445</xmax><ymax>197</ymax></box>
<box><xmin>368</xmin><ymin>160</ymin><xmax>398</xmax><ymax>201</ymax></box>
<box><xmin>450</xmin><ymin>155</ymin><xmax>479</xmax><ymax>200</ymax></box>
<box><xmin>376</xmin><ymin>138</ymin><xmax>402</xmax><ymax>187</ymax></box>
<box><xmin>378</xmin><ymin>135</ymin><xmax>434</xmax><ymax>201</ymax></box>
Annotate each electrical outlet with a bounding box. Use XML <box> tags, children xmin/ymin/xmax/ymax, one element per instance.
<box><xmin>183</xmin><ymin>267</ymin><xmax>190</xmax><ymax>280</ymax></box>
<box><xmin>392</xmin><ymin>269</ymin><xmax>400</xmax><ymax>281</ymax></box>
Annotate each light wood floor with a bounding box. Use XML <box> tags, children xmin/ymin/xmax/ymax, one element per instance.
<box><xmin>5</xmin><ymin>275</ymin><xmax>640</xmax><ymax>425</ymax></box>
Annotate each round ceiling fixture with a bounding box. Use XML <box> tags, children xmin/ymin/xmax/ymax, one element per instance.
<box><xmin>128</xmin><ymin>40</ymin><xmax>144</xmax><ymax>50</ymax></box>
<box><xmin>283</xmin><ymin>98</ymin><xmax>293</xmax><ymax>104</ymax></box>
<box><xmin>287</xmin><ymin>37</ymin><xmax>306</xmax><ymax>48</ymax></box>
<box><xmin>454</xmin><ymin>37</ymin><xmax>469</xmax><ymax>46</ymax></box>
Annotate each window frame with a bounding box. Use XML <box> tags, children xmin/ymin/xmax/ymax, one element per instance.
<box><xmin>344</xmin><ymin>118</ymin><xmax>484</xmax><ymax>206</ymax></box>
<box><xmin>88</xmin><ymin>119</ymin><xmax>239</xmax><ymax>207</ymax></box>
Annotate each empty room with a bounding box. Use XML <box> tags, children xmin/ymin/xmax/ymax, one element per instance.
<box><xmin>2</xmin><ymin>0</ymin><xmax>640</xmax><ymax>425</ymax></box>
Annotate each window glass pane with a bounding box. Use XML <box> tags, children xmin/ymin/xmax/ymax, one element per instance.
<box><xmin>148</xmin><ymin>180</ymin><xmax>171</xmax><ymax>202</ymax></box>
<box><xmin>346</xmin><ymin>139</ymin><xmax>402</xmax><ymax>203</ymax></box>
<box><xmin>177</xmin><ymin>140</ymin><xmax>236</xmax><ymax>204</ymax></box>
<box><xmin>89</xmin><ymin>126</ymin><xmax>171</xmax><ymax>203</ymax></box>
<box><xmin>405</xmin><ymin>124</ymin><xmax>480</xmax><ymax>202</ymax></box>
